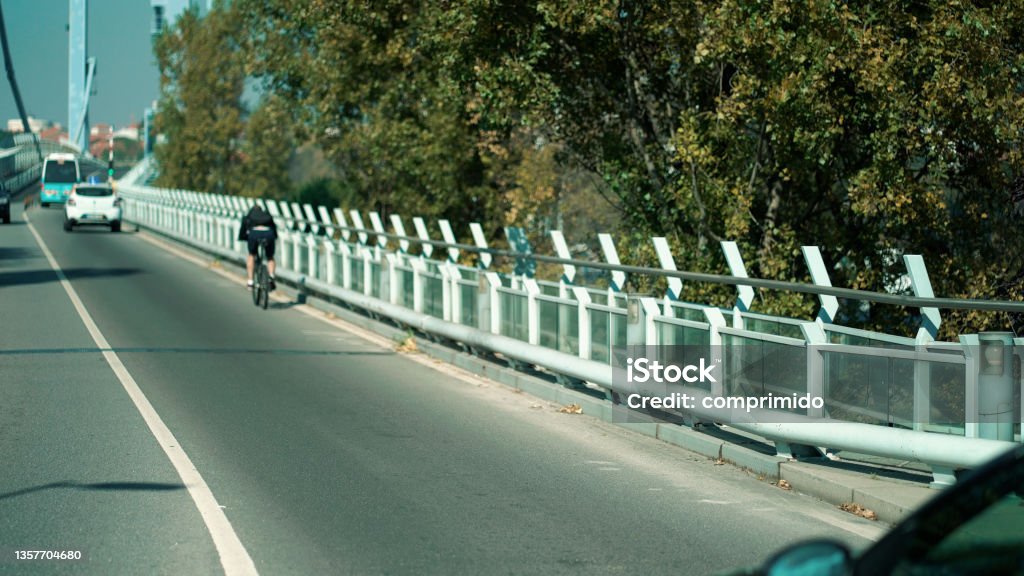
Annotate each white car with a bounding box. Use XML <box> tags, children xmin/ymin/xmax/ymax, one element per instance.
<box><xmin>64</xmin><ymin>182</ymin><xmax>122</xmax><ymax>232</ymax></box>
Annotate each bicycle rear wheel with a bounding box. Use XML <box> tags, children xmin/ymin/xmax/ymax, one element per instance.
<box><xmin>257</xmin><ymin>264</ymin><xmax>270</xmax><ymax>309</ymax></box>
<box><xmin>251</xmin><ymin>258</ymin><xmax>262</xmax><ymax>306</ymax></box>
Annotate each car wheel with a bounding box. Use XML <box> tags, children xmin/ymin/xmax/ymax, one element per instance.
<box><xmin>2</xmin><ymin>214</ymin><xmax>9</xmax><ymax>224</ymax></box>
<box><xmin>41</xmin><ymin>202</ymin><xmax>49</xmax><ymax>208</ymax></box>
<box><xmin>111</xmin><ymin>221</ymin><xmax>121</xmax><ymax>233</ymax></box>
<box><xmin>63</xmin><ymin>219</ymin><xmax>73</xmax><ymax>232</ymax></box>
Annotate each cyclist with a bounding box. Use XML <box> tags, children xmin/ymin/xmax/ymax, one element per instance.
<box><xmin>238</xmin><ymin>203</ymin><xmax>278</xmax><ymax>290</ymax></box>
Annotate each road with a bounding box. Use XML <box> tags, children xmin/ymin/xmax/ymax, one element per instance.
<box><xmin>0</xmin><ymin>200</ymin><xmax>882</xmax><ymax>575</ymax></box>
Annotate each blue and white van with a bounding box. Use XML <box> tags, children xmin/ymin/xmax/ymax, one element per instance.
<box><xmin>40</xmin><ymin>153</ymin><xmax>80</xmax><ymax>207</ymax></box>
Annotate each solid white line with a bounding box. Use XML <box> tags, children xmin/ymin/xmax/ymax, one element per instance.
<box><xmin>24</xmin><ymin>216</ymin><xmax>258</xmax><ymax>576</ymax></box>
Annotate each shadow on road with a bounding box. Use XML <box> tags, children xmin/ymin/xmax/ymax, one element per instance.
<box><xmin>0</xmin><ymin>267</ymin><xmax>141</xmax><ymax>287</ymax></box>
<box><xmin>0</xmin><ymin>246</ymin><xmax>37</xmax><ymax>265</ymax></box>
<box><xmin>65</xmin><ymin>227</ymin><xmax>139</xmax><ymax>235</ymax></box>
<box><xmin>269</xmin><ymin>299</ymin><xmax>302</xmax><ymax>310</ymax></box>
<box><xmin>0</xmin><ymin>481</ymin><xmax>187</xmax><ymax>501</ymax></box>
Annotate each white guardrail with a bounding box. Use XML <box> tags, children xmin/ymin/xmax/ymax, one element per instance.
<box><xmin>1</xmin><ymin>135</ymin><xmax>102</xmax><ymax>192</ymax></box>
<box><xmin>116</xmin><ymin>160</ymin><xmax>1021</xmax><ymax>487</ymax></box>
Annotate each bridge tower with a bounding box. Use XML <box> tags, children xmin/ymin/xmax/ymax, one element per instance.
<box><xmin>68</xmin><ymin>0</ymin><xmax>87</xmax><ymax>152</ymax></box>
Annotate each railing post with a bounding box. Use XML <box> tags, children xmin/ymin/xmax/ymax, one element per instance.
<box><xmin>525</xmin><ymin>279</ymin><xmax>541</xmax><ymax>345</ymax></box>
<box><xmin>960</xmin><ymin>334</ymin><xmax>981</xmax><ymax>439</ymax></box>
<box><xmin>651</xmin><ymin>238</ymin><xmax>683</xmax><ymax>331</ymax></box>
<box><xmin>438</xmin><ymin>219</ymin><xmax>459</xmax><ymax>263</ymax></box>
<box><xmin>721</xmin><ymin>241</ymin><xmax>755</xmax><ymax>329</ymax></box>
<box><xmin>652</xmin><ymin>237</ymin><xmax>683</xmax><ymax>302</ymax></box>
<box><xmin>306</xmin><ymin>235</ymin><xmax>318</xmax><ymax>280</ymax></box>
<box><xmin>977</xmin><ymin>332</ymin><xmax>1015</xmax><ymax>441</ymax></box>
<box><xmin>572</xmin><ymin>286</ymin><xmax>592</xmax><ymax>360</ymax></box>
<box><xmin>906</xmin><ymin>255</ymin><xmax>940</xmax><ymax>433</ymax></box>
<box><xmin>470</xmin><ymin>223</ymin><xmax>491</xmax><ymax>269</ymax></box>
<box><xmin>332</xmin><ymin>209</ymin><xmax>352</xmax><ymax>290</ymax></box>
<box><xmin>626</xmin><ymin>294</ymin><xmax>648</xmax><ymax>347</ymax></box>
<box><xmin>704</xmin><ymin>308</ymin><xmax>727</xmax><ymax>398</ymax></box>
<box><xmin>324</xmin><ymin>240</ymin><xmax>337</xmax><ymax>286</ymax></box>
<box><xmin>598</xmin><ymin>233</ymin><xmax>627</xmax><ymax>294</ymax></box>
<box><xmin>411</xmin><ymin>259</ymin><xmax>425</xmax><ymax>312</ymax></box>
<box><xmin>802</xmin><ymin>246</ymin><xmax>839</xmax><ymax>325</ymax></box>
<box><xmin>639</xmin><ymin>297</ymin><xmax>660</xmax><ymax>346</ymax></box>
<box><xmin>550</xmin><ymin>230</ymin><xmax>576</xmax><ymax>347</ymax></box>
<box><xmin>278</xmin><ymin>231</ymin><xmax>292</xmax><ymax>272</ymax></box>
<box><xmin>439</xmin><ymin>264</ymin><xmax>453</xmax><ymax>322</ymax></box>
<box><xmin>801</xmin><ymin>322</ymin><xmax>827</xmax><ymax>419</ymax></box>
<box><xmin>905</xmin><ymin>255</ymin><xmax>941</xmax><ymax>341</ymax></box>
<box><xmin>482</xmin><ymin>272</ymin><xmax>500</xmax><ymax>334</ymax></box>
<box><xmin>1016</xmin><ymin>337</ymin><xmax>1024</xmax><ymax>444</ymax></box>
<box><xmin>340</xmin><ymin>240</ymin><xmax>352</xmax><ymax>290</ymax></box>
<box><xmin>293</xmin><ymin>230</ymin><xmax>304</xmax><ymax>276</ymax></box>
<box><xmin>348</xmin><ymin>211</ymin><xmax>372</xmax><ymax>296</ymax></box>
<box><xmin>317</xmin><ymin>206</ymin><xmax>334</xmax><ymax>238</ymax></box>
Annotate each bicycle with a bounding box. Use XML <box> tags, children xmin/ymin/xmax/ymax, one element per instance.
<box><xmin>252</xmin><ymin>238</ymin><xmax>271</xmax><ymax>309</ymax></box>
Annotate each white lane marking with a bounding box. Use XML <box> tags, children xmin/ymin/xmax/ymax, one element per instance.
<box><xmin>25</xmin><ymin>217</ymin><xmax>258</xmax><ymax>576</ymax></box>
<box><xmin>698</xmin><ymin>499</ymin><xmax>735</xmax><ymax>505</ymax></box>
<box><xmin>585</xmin><ymin>460</ymin><xmax>617</xmax><ymax>466</ymax></box>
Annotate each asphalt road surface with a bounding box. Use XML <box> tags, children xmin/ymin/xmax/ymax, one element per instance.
<box><xmin>0</xmin><ymin>200</ymin><xmax>883</xmax><ymax>575</ymax></box>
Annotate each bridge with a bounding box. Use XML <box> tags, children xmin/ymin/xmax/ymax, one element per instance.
<box><xmin>0</xmin><ymin>152</ymin><xmax>1019</xmax><ymax>573</ymax></box>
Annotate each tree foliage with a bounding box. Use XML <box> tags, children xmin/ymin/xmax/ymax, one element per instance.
<box><xmin>154</xmin><ymin>1</ymin><xmax>1024</xmax><ymax>335</ymax></box>
<box><xmin>241</xmin><ymin>94</ymin><xmax>295</xmax><ymax>199</ymax></box>
<box><xmin>152</xmin><ymin>6</ymin><xmax>246</xmax><ymax>194</ymax></box>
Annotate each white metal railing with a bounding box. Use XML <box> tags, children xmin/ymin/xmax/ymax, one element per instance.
<box><xmin>115</xmin><ymin>175</ymin><xmax>1023</xmax><ymax>486</ymax></box>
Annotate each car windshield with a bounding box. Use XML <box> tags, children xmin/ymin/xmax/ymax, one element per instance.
<box><xmin>891</xmin><ymin>491</ymin><xmax>1024</xmax><ymax>575</ymax></box>
<box><xmin>44</xmin><ymin>160</ymin><xmax>78</xmax><ymax>183</ymax></box>
<box><xmin>75</xmin><ymin>187</ymin><xmax>113</xmax><ymax>197</ymax></box>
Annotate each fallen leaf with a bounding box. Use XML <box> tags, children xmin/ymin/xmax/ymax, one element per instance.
<box><xmin>396</xmin><ymin>337</ymin><xmax>418</xmax><ymax>353</ymax></box>
<box><xmin>839</xmin><ymin>503</ymin><xmax>878</xmax><ymax>521</ymax></box>
<box><xmin>778</xmin><ymin>479</ymin><xmax>792</xmax><ymax>491</ymax></box>
<box><xmin>558</xmin><ymin>403</ymin><xmax>583</xmax><ymax>414</ymax></box>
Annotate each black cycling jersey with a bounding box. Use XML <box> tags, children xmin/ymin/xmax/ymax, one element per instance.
<box><xmin>238</xmin><ymin>206</ymin><xmax>278</xmax><ymax>241</ymax></box>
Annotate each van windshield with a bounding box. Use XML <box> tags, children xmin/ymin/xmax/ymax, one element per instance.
<box><xmin>44</xmin><ymin>161</ymin><xmax>78</xmax><ymax>184</ymax></box>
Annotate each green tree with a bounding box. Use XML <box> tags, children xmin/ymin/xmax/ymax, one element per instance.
<box><xmin>432</xmin><ymin>1</ymin><xmax>1024</xmax><ymax>333</ymax></box>
<box><xmin>160</xmin><ymin>1</ymin><xmax>1024</xmax><ymax>336</ymax></box>
<box><xmin>238</xmin><ymin>0</ymin><xmax>499</xmax><ymax>231</ymax></box>
<box><xmin>152</xmin><ymin>5</ymin><xmax>246</xmax><ymax>195</ymax></box>
<box><xmin>240</xmin><ymin>94</ymin><xmax>295</xmax><ymax>199</ymax></box>
<box><xmin>684</xmin><ymin>0</ymin><xmax>1024</xmax><ymax>332</ymax></box>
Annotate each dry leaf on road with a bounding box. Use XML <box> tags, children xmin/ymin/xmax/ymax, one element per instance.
<box><xmin>839</xmin><ymin>503</ymin><xmax>878</xmax><ymax>521</ymax></box>
<box><xmin>396</xmin><ymin>337</ymin><xmax>418</xmax><ymax>353</ymax></box>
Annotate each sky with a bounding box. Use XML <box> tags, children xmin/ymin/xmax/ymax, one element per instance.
<box><xmin>0</xmin><ymin>0</ymin><xmax>160</xmax><ymax>131</ymax></box>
